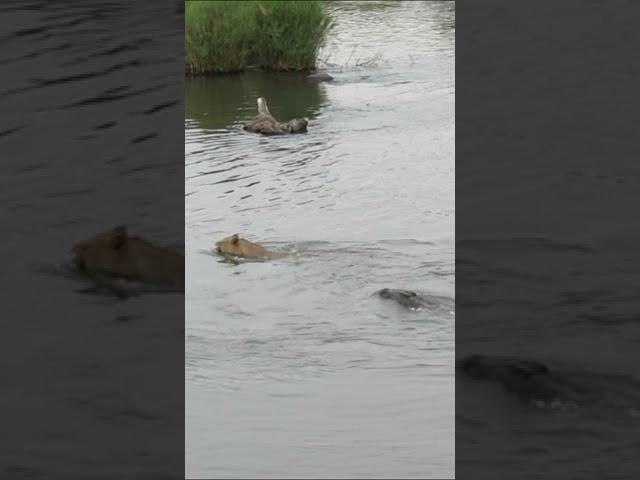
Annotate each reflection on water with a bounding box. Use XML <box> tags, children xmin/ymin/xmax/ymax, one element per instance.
<box><xmin>186</xmin><ymin>72</ymin><xmax>327</xmax><ymax>131</ymax></box>
<box><xmin>1</xmin><ymin>1</ymin><xmax>184</xmax><ymax>478</ymax></box>
<box><xmin>186</xmin><ymin>1</ymin><xmax>455</xmax><ymax>478</ymax></box>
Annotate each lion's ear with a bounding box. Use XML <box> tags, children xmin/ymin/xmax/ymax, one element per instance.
<box><xmin>110</xmin><ymin>226</ymin><xmax>128</xmax><ymax>250</ymax></box>
<box><xmin>231</xmin><ymin>234</ymin><xmax>239</xmax><ymax>245</ymax></box>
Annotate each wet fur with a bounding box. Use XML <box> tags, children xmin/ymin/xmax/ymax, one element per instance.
<box><xmin>72</xmin><ymin>226</ymin><xmax>185</xmax><ymax>290</ymax></box>
<box><xmin>215</xmin><ymin>233</ymin><xmax>285</xmax><ymax>259</ymax></box>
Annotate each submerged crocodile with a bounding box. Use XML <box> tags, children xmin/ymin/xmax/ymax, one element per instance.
<box><xmin>243</xmin><ymin>97</ymin><xmax>308</xmax><ymax>135</ymax></box>
<box><xmin>375</xmin><ymin>288</ymin><xmax>450</xmax><ymax>311</ymax></box>
<box><xmin>459</xmin><ymin>354</ymin><xmax>640</xmax><ymax>414</ymax></box>
<box><xmin>306</xmin><ymin>71</ymin><xmax>334</xmax><ymax>83</ymax></box>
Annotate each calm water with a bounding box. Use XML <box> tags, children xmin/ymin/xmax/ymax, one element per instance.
<box><xmin>185</xmin><ymin>2</ymin><xmax>455</xmax><ymax>478</ymax></box>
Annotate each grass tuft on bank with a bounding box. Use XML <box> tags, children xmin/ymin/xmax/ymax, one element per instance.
<box><xmin>185</xmin><ymin>1</ymin><xmax>331</xmax><ymax>74</ymax></box>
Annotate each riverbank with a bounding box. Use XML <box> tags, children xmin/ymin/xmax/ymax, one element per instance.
<box><xmin>185</xmin><ymin>1</ymin><xmax>331</xmax><ymax>74</ymax></box>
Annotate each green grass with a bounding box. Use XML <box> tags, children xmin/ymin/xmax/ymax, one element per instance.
<box><xmin>185</xmin><ymin>1</ymin><xmax>331</xmax><ymax>74</ymax></box>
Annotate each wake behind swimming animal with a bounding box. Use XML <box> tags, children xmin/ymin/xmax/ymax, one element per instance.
<box><xmin>214</xmin><ymin>233</ymin><xmax>286</xmax><ymax>260</ymax></box>
<box><xmin>243</xmin><ymin>97</ymin><xmax>308</xmax><ymax>135</ymax></box>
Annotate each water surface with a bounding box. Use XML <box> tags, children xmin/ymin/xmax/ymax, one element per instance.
<box><xmin>455</xmin><ymin>2</ymin><xmax>640</xmax><ymax>478</ymax></box>
<box><xmin>186</xmin><ymin>2</ymin><xmax>455</xmax><ymax>478</ymax></box>
<box><xmin>1</xmin><ymin>1</ymin><xmax>184</xmax><ymax>477</ymax></box>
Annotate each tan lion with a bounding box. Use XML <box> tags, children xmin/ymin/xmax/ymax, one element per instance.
<box><xmin>214</xmin><ymin>233</ymin><xmax>286</xmax><ymax>260</ymax></box>
<box><xmin>72</xmin><ymin>226</ymin><xmax>184</xmax><ymax>292</ymax></box>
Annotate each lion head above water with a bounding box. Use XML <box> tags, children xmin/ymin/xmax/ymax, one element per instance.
<box><xmin>214</xmin><ymin>233</ymin><xmax>285</xmax><ymax>259</ymax></box>
<box><xmin>72</xmin><ymin>226</ymin><xmax>184</xmax><ymax>287</ymax></box>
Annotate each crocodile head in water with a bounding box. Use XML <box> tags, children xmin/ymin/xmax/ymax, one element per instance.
<box><xmin>458</xmin><ymin>354</ymin><xmax>618</xmax><ymax>408</ymax></box>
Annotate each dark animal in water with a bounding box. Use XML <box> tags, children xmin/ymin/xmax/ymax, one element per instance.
<box><xmin>459</xmin><ymin>354</ymin><xmax>640</xmax><ymax>413</ymax></box>
<box><xmin>71</xmin><ymin>226</ymin><xmax>184</xmax><ymax>298</ymax></box>
<box><xmin>459</xmin><ymin>354</ymin><xmax>570</xmax><ymax>403</ymax></box>
<box><xmin>243</xmin><ymin>97</ymin><xmax>308</xmax><ymax>135</ymax></box>
<box><xmin>376</xmin><ymin>288</ymin><xmax>435</xmax><ymax>310</ymax></box>
<box><xmin>306</xmin><ymin>71</ymin><xmax>334</xmax><ymax>83</ymax></box>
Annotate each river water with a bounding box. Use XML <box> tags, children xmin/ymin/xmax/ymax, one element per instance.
<box><xmin>2</xmin><ymin>1</ymin><xmax>184</xmax><ymax>478</ymax></box>
<box><xmin>185</xmin><ymin>1</ymin><xmax>455</xmax><ymax>478</ymax></box>
<box><xmin>455</xmin><ymin>3</ymin><xmax>640</xmax><ymax>479</ymax></box>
